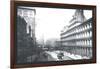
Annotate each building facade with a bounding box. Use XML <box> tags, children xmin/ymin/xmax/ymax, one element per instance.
<box><xmin>17</xmin><ymin>6</ymin><xmax>36</xmax><ymax>40</ymax></box>
<box><xmin>16</xmin><ymin>7</ymin><xmax>37</xmax><ymax>63</ymax></box>
<box><xmin>61</xmin><ymin>9</ymin><xmax>92</xmax><ymax>59</ymax></box>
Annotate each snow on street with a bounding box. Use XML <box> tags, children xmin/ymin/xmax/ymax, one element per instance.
<box><xmin>45</xmin><ymin>51</ymin><xmax>89</xmax><ymax>61</ymax></box>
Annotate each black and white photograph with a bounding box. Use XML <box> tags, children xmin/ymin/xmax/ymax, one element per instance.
<box><xmin>16</xmin><ymin>6</ymin><xmax>93</xmax><ymax>64</ymax></box>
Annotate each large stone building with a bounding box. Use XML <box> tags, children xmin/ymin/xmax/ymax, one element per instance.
<box><xmin>60</xmin><ymin>9</ymin><xmax>92</xmax><ymax>59</ymax></box>
<box><xmin>17</xmin><ymin>6</ymin><xmax>36</xmax><ymax>40</ymax></box>
<box><xmin>16</xmin><ymin>7</ymin><xmax>38</xmax><ymax>63</ymax></box>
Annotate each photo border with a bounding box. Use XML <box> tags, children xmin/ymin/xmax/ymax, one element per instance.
<box><xmin>10</xmin><ymin>1</ymin><xmax>96</xmax><ymax>68</ymax></box>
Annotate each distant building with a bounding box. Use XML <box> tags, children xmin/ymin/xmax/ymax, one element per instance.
<box><xmin>45</xmin><ymin>38</ymin><xmax>59</xmax><ymax>47</ymax></box>
<box><xmin>61</xmin><ymin>9</ymin><xmax>92</xmax><ymax>58</ymax></box>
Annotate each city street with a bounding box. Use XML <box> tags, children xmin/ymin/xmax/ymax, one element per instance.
<box><xmin>43</xmin><ymin>50</ymin><xmax>89</xmax><ymax>61</ymax></box>
<box><xmin>45</xmin><ymin>51</ymin><xmax>73</xmax><ymax>61</ymax></box>
<box><xmin>26</xmin><ymin>50</ymin><xmax>90</xmax><ymax>63</ymax></box>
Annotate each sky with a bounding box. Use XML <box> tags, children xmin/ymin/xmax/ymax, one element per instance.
<box><xmin>34</xmin><ymin>7</ymin><xmax>92</xmax><ymax>42</ymax></box>
<box><xmin>35</xmin><ymin>7</ymin><xmax>75</xmax><ymax>42</ymax></box>
<box><xmin>18</xmin><ymin>6</ymin><xmax>92</xmax><ymax>42</ymax></box>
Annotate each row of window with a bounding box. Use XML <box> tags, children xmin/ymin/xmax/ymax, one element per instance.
<box><xmin>61</xmin><ymin>19</ymin><xmax>92</xmax><ymax>37</ymax></box>
<box><xmin>69</xmin><ymin>47</ymin><xmax>92</xmax><ymax>57</ymax></box>
<box><xmin>76</xmin><ymin>39</ymin><xmax>92</xmax><ymax>46</ymax></box>
<box><xmin>61</xmin><ymin>18</ymin><xmax>92</xmax><ymax>47</ymax></box>
<box><xmin>61</xmin><ymin>31</ymin><xmax>92</xmax><ymax>41</ymax></box>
